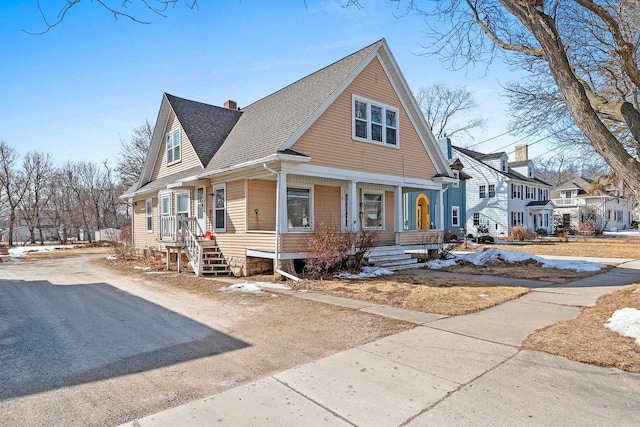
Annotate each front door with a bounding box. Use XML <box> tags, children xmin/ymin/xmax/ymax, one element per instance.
<box><xmin>196</xmin><ymin>187</ymin><xmax>206</xmax><ymax>236</ymax></box>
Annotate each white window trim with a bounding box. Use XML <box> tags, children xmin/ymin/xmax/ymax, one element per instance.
<box><xmin>452</xmin><ymin>170</ymin><xmax>460</xmax><ymax>188</ymax></box>
<box><xmin>286</xmin><ymin>184</ymin><xmax>314</xmax><ymax>232</ymax></box>
<box><xmin>159</xmin><ymin>192</ymin><xmax>171</xmax><ymax>216</ymax></box>
<box><xmin>174</xmin><ymin>190</ymin><xmax>190</xmax><ymax>218</ymax></box>
<box><xmin>145</xmin><ymin>198</ymin><xmax>153</xmax><ymax>233</ymax></box>
<box><xmin>362</xmin><ymin>190</ymin><xmax>385</xmax><ymax>230</ymax></box>
<box><xmin>213</xmin><ymin>183</ymin><xmax>227</xmax><ymax>232</ymax></box>
<box><xmin>451</xmin><ymin>205</ymin><xmax>460</xmax><ymax>227</ymax></box>
<box><xmin>352</xmin><ymin>94</ymin><xmax>400</xmax><ymax>149</ymax></box>
<box><xmin>166</xmin><ymin>129</ymin><xmax>182</xmax><ymax>166</ymax></box>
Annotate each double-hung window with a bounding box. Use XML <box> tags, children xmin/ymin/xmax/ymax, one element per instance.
<box><xmin>214</xmin><ymin>185</ymin><xmax>226</xmax><ymax>231</ymax></box>
<box><xmin>452</xmin><ymin>206</ymin><xmax>460</xmax><ymax>227</ymax></box>
<box><xmin>287</xmin><ymin>187</ymin><xmax>311</xmax><ymax>230</ymax></box>
<box><xmin>161</xmin><ymin>194</ymin><xmax>170</xmax><ymax>216</ymax></box>
<box><xmin>176</xmin><ymin>192</ymin><xmax>189</xmax><ymax>218</ymax></box>
<box><xmin>166</xmin><ymin>130</ymin><xmax>181</xmax><ymax>165</ymax></box>
<box><xmin>473</xmin><ymin>212</ymin><xmax>480</xmax><ymax>226</ymax></box>
<box><xmin>363</xmin><ymin>192</ymin><xmax>384</xmax><ymax>229</ymax></box>
<box><xmin>145</xmin><ymin>199</ymin><xmax>153</xmax><ymax>232</ymax></box>
<box><xmin>353</xmin><ymin>95</ymin><xmax>399</xmax><ymax>147</ymax></box>
<box><xmin>488</xmin><ymin>184</ymin><xmax>495</xmax><ymax>198</ymax></box>
<box><xmin>479</xmin><ymin>185</ymin><xmax>486</xmax><ymax>199</ymax></box>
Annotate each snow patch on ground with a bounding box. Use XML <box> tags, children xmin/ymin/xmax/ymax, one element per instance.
<box><xmin>604</xmin><ymin>230</ymin><xmax>640</xmax><ymax>237</ymax></box>
<box><xmin>133</xmin><ymin>266</ymin><xmax>150</xmax><ymax>270</ymax></box>
<box><xmin>8</xmin><ymin>245</ymin><xmax>77</xmax><ymax>257</ymax></box>
<box><xmin>105</xmin><ymin>255</ymin><xmax>118</xmax><ymax>260</ymax></box>
<box><xmin>220</xmin><ymin>282</ymin><xmax>291</xmax><ymax>293</ymax></box>
<box><xmin>426</xmin><ymin>248</ymin><xmax>606</xmax><ymax>272</ymax></box>
<box><xmin>336</xmin><ymin>266</ymin><xmax>394</xmax><ymax>279</ymax></box>
<box><xmin>605</xmin><ymin>308</ymin><xmax>640</xmax><ymax>345</ymax></box>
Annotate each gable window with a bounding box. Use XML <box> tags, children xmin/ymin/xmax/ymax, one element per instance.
<box><xmin>479</xmin><ymin>185</ymin><xmax>486</xmax><ymax>199</ymax></box>
<box><xmin>452</xmin><ymin>170</ymin><xmax>460</xmax><ymax>188</ymax></box>
<box><xmin>363</xmin><ymin>192</ymin><xmax>384</xmax><ymax>229</ymax></box>
<box><xmin>501</xmin><ymin>159</ymin><xmax>507</xmax><ymax>172</ymax></box>
<box><xmin>451</xmin><ymin>206</ymin><xmax>460</xmax><ymax>227</ymax></box>
<box><xmin>488</xmin><ymin>184</ymin><xmax>496</xmax><ymax>198</ymax></box>
<box><xmin>287</xmin><ymin>187</ymin><xmax>312</xmax><ymax>230</ymax></box>
<box><xmin>353</xmin><ymin>95</ymin><xmax>399</xmax><ymax>147</ymax></box>
<box><xmin>563</xmin><ymin>190</ymin><xmax>572</xmax><ymax>199</ymax></box>
<box><xmin>166</xmin><ymin>129</ymin><xmax>181</xmax><ymax>165</ymax></box>
<box><xmin>214</xmin><ymin>185</ymin><xmax>226</xmax><ymax>231</ymax></box>
<box><xmin>473</xmin><ymin>212</ymin><xmax>480</xmax><ymax>226</ymax></box>
<box><xmin>145</xmin><ymin>199</ymin><xmax>153</xmax><ymax>232</ymax></box>
<box><xmin>528</xmin><ymin>165</ymin><xmax>533</xmax><ymax>177</ymax></box>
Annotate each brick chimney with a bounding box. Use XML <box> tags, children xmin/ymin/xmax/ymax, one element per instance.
<box><xmin>515</xmin><ymin>144</ymin><xmax>528</xmax><ymax>162</ymax></box>
<box><xmin>224</xmin><ymin>100</ymin><xmax>237</xmax><ymax>110</ymax></box>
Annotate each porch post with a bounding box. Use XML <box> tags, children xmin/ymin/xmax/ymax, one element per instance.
<box><xmin>348</xmin><ymin>181</ymin><xmax>359</xmax><ymax>232</ymax></box>
<box><xmin>276</xmin><ymin>172</ymin><xmax>288</xmax><ymax>257</ymax></box>
<box><xmin>439</xmin><ymin>188</ymin><xmax>445</xmax><ymax>230</ymax></box>
<box><xmin>394</xmin><ymin>185</ymin><xmax>402</xmax><ymax>245</ymax></box>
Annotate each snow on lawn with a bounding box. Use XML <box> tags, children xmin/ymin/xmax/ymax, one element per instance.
<box><xmin>220</xmin><ymin>282</ymin><xmax>291</xmax><ymax>293</ymax></box>
<box><xmin>426</xmin><ymin>248</ymin><xmax>606</xmax><ymax>272</ymax></box>
<box><xmin>7</xmin><ymin>245</ymin><xmax>77</xmax><ymax>257</ymax></box>
<box><xmin>336</xmin><ymin>266</ymin><xmax>394</xmax><ymax>279</ymax></box>
<box><xmin>605</xmin><ymin>308</ymin><xmax>640</xmax><ymax>345</ymax></box>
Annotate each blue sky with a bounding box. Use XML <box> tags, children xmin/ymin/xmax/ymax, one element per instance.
<box><xmin>0</xmin><ymin>0</ymin><xmax>542</xmax><ymax>167</ymax></box>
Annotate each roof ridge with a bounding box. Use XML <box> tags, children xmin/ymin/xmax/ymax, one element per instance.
<box><xmin>240</xmin><ymin>39</ymin><xmax>383</xmax><ymax>111</ymax></box>
<box><xmin>164</xmin><ymin>92</ymin><xmax>235</xmax><ymax>112</ymax></box>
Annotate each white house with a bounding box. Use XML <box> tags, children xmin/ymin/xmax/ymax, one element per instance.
<box><xmin>453</xmin><ymin>144</ymin><xmax>554</xmax><ymax>237</ymax></box>
<box><xmin>551</xmin><ymin>177</ymin><xmax>636</xmax><ymax>232</ymax></box>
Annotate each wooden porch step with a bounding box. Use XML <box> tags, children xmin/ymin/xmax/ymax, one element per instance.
<box><xmin>367</xmin><ymin>253</ymin><xmax>413</xmax><ymax>263</ymax></box>
<box><xmin>374</xmin><ymin>257</ymin><xmax>418</xmax><ymax>268</ymax></box>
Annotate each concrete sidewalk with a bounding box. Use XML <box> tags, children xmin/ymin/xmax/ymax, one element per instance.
<box><xmin>121</xmin><ymin>261</ymin><xmax>640</xmax><ymax>427</ymax></box>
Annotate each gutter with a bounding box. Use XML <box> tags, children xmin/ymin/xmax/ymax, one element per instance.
<box><xmin>262</xmin><ymin>163</ymin><xmax>301</xmax><ymax>282</ymax></box>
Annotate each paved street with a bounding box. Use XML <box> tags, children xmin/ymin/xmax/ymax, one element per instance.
<box><xmin>124</xmin><ymin>259</ymin><xmax>640</xmax><ymax>427</ymax></box>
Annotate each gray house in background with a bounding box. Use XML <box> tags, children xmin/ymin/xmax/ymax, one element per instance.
<box><xmin>403</xmin><ymin>137</ymin><xmax>469</xmax><ymax>236</ymax></box>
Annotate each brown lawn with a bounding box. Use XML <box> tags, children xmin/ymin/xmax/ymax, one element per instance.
<box><xmin>522</xmin><ymin>284</ymin><xmax>640</xmax><ymax>373</ymax></box>
<box><xmin>302</xmin><ymin>273</ymin><xmax>529</xmax><ymax>316</ymax></box>
<box><xmin>459</xmin><ymin>237</ymin><xmax>640</xmax><ymax>259</ymax></box>
<box><xmin>438</xmin><ymin>261</ymin><xmax>614</xmax><ymax>284</ymax></box>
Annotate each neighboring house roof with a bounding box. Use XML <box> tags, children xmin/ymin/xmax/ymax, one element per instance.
<box><xmin>165</xmin><ymin>93</ymin><xmax>243</xmax><ymax>167</ymax></box>
<box><xmin>551</xmin><ymin>177</ymin><xmax>594</xmax><ymax>198</ymax></box>
<box><xmin>452</xmin><ymin>145</ymin><xmax>551</xmax><ymax>187</ymax></box>
<box><xmin>526</xmin><ymin>200</ymin><xmax>555</xmax><ymax>207</ymax></box>
<box><xmin>509</xmin><ymin>160</ymin><xmax>531</xmax><ymax>167</ymax></box>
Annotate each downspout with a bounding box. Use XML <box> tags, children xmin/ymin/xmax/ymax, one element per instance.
<box><xmin>263</xmin><ymin>163</ymin><xmax>300</xmax><ymax>282</ymax></box>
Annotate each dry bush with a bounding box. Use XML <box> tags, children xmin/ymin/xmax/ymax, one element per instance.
<box><xmin>578</xmin><ymin>221</ymin><xmax>596</xmax><ymax>236</ymax></box>
<box><xmin>509</xmin><ymin>225</ymin><xmax>537</xmax><ymax>241</ymax></box>
<box><xmin>106</xmin><ymin>227</ymin><xmax>138</xmax><ymax>260</ymax></box>
<box><xmin>304</xmin><ymin>224</ymin><xmax>377</xmax><ymax>278</ymax></box>
<box><xmin>557</xmin><ymin>229</ymin><xmax>570</xmax><ymax>242</ymax></box>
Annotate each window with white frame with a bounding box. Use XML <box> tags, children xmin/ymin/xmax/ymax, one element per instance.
<box><xmin>501</xmin><ymin>159</ymin><xmax>507</xmax><ymax>172</ymax></box>
<box><xmin>214</xmin><ymin>185</ymin><xmax>226</xmax><ymax>231</ymax></box>
<box><xmin>473</xmin><ymin>212</ymin><xmax>480</xmax><ymax>226</ymax></box>
<box><xmin>451</xmin><ymin>206</ymin><xmax>460</xmax><ymax>227</ymax></box>
<box><xmin>479</xmin><ymin>185</ymin><xmax>486</xmax><ymax>199</ymax></box>
<box><xmin>353</xmin><ymin>95</ymin><xmax>398</xmax><ymax>147</ymax></box>
<box><xmin>452</xmin><ymin>170</ymin><xmax>460</xmax><ymax>188</ymax></box>
<box><xmin>363</xmin><ymin>192</ymin><xmax>384</xmax><ymax>228</ymax></box>
<box><xmin>161</xmin><ymin>194</ymin><xmax>170</xmax><ymax>216</ymax></box>
<box><xmin>615</xmin><ymin>210</ymin><xmax>623</xmax><ymax>222</ymax></box>
<box><xmin>287</xmin><ymin>187</ymin><xmax>311</xmax><ymax>230</ymax></box>
<box><xmin>488</xmin><ymin>184</ymin><xmax>496</xmax><ymax>198</ymax></box>
<box><xmin>145</xmin><ymin>199</ymin><xmax>153</xmax><ymax>232</ymax></box>
<box><xmin>166</xmin><ymin>129</ymin><xmax>181</xmax><ymax>165</ymax></box>
<box><xmin>176</xmin><ymin>192</ymin><xmax>189</xmax><ymax>218</ymax></box>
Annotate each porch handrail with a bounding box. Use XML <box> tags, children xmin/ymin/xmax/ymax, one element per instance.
<box><xmin>180</xmin><ymin>216</ymin><xmax>203</xmax><ymax>276</ymax></box>
<box><xmin>159</xmin><ymin>215</ymin><xmax>178</xmax><ymax>241</ymax></box>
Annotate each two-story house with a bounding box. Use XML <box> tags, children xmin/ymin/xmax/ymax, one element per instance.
<box><xmin>552</xmin><ymin>177</ymin><xmax>636</xmax><ymax>232</ymax></box>
<box><xmin>121</xmin><ymin>39</ymin><xmax>456</xmax><ymax>277</ymax></box>
<box><xmin>453</xmin><ymin>144</ymin><xmax>553</xmax><ymax>237</ymax></box>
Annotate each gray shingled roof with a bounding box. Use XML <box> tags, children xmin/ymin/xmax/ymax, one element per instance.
<box><xmin>453</xmin><ymin>145</ymin><xmax>551</xmax><ymax>186</ymax></box>
<box><xmin>165</xmin><ymin>93</ymin><xmax>243</xmax><ymax>167</ymax></box>
<box><xmin>509</xmin><ymin>160</ymin><xmax>532</xmax><ymax>167</ymax></box>
<box><xmin>203</xmin><ymin>40</ymin><xmax>382</xmax><ymax>171</ymax></box>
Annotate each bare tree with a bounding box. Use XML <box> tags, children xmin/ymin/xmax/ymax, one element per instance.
<box><xmin>535</xmin><ymin>151</ymin><xmax>608</xmax><ymax>186</ymax></box>
<box><xmin>116</xmin><ymin>119</ymin><xmax>153</xmax><ymax>189</ymax></box>
<box><xmin>18</xmin><ymin>151</ymin><xmax>55</xmax><ymax>244</ymax></box>
<box><xmin>347</xmin><ymin>1</ymin><xmax>640</xmax><ymax>200</ymax></box>
<box><xmin>0</xmin><ymin>140</ymin><xmax>31</xmax><ymax>245</ymax></box>
<box><xmin>29</xmin><ymin>0</ymin><xmax>199</xmax><ymax>34</ymax></box>
<box><xmin>414</xmin><ymin>84</ymin><xmax>487</xmax><ymax>139</ymax></box>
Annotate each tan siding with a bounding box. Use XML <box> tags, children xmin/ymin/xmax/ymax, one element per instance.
<box><xmin>132</xmin><ymin>196</ymin><xmax>158</xmax><ymax>249</ymax></box>
<box><xmin>151</xmin><ymin>110</ymin><xmax>202</xmax><ymax>181</ymax></box>
<box><xmin>313</xmin><ymin>185</ymin><xmax>341</xmax><ymax>229</ymax></box>
<box><xmin>375</xmin><ymin>191</ymin><xmax>395</xmax><ymax>245</ymax></box>
<box><xmin>281</xmin><ymin>233</ymin><xmax>309</xmax><ymax>253</ymax></box>
<box><xmin>247</xmin><ymin>179</ymin><xmax>276</xmax><ymax>231</ymax></box>
<box><xmin>398</xmin><ymin>230</ymin><xmax>443</xmax><ymax>246</ymax></box>
<box><xmin>291</xmin><ymin>57</ymin><xmax>437</xmax><ymax>180</ymax></box>
<box><xmin>213</xmin><ymin>179</ymin><xmax>248</xmax><ymax>259</ymax></box>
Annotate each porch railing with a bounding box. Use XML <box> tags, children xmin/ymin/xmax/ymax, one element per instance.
<box><xmin>159</xmin><ymin>215</ymin><xmax>178</xmax><ymax>241</ymax></box>
<box><xmin>552</xmin><ymin>198</ymin><xmax>585</xmax><ymax>207</ymax></box>
<box><xmin>181</xmin><ymin>217</ymin><xmax>203</xmax><ymax>276</ymax></box>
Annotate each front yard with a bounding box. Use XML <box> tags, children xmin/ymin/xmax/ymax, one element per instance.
<box><xmin>476</xmin><ymin>236</ymin><xmax>640</xmax><ymax>259</ymax></box>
